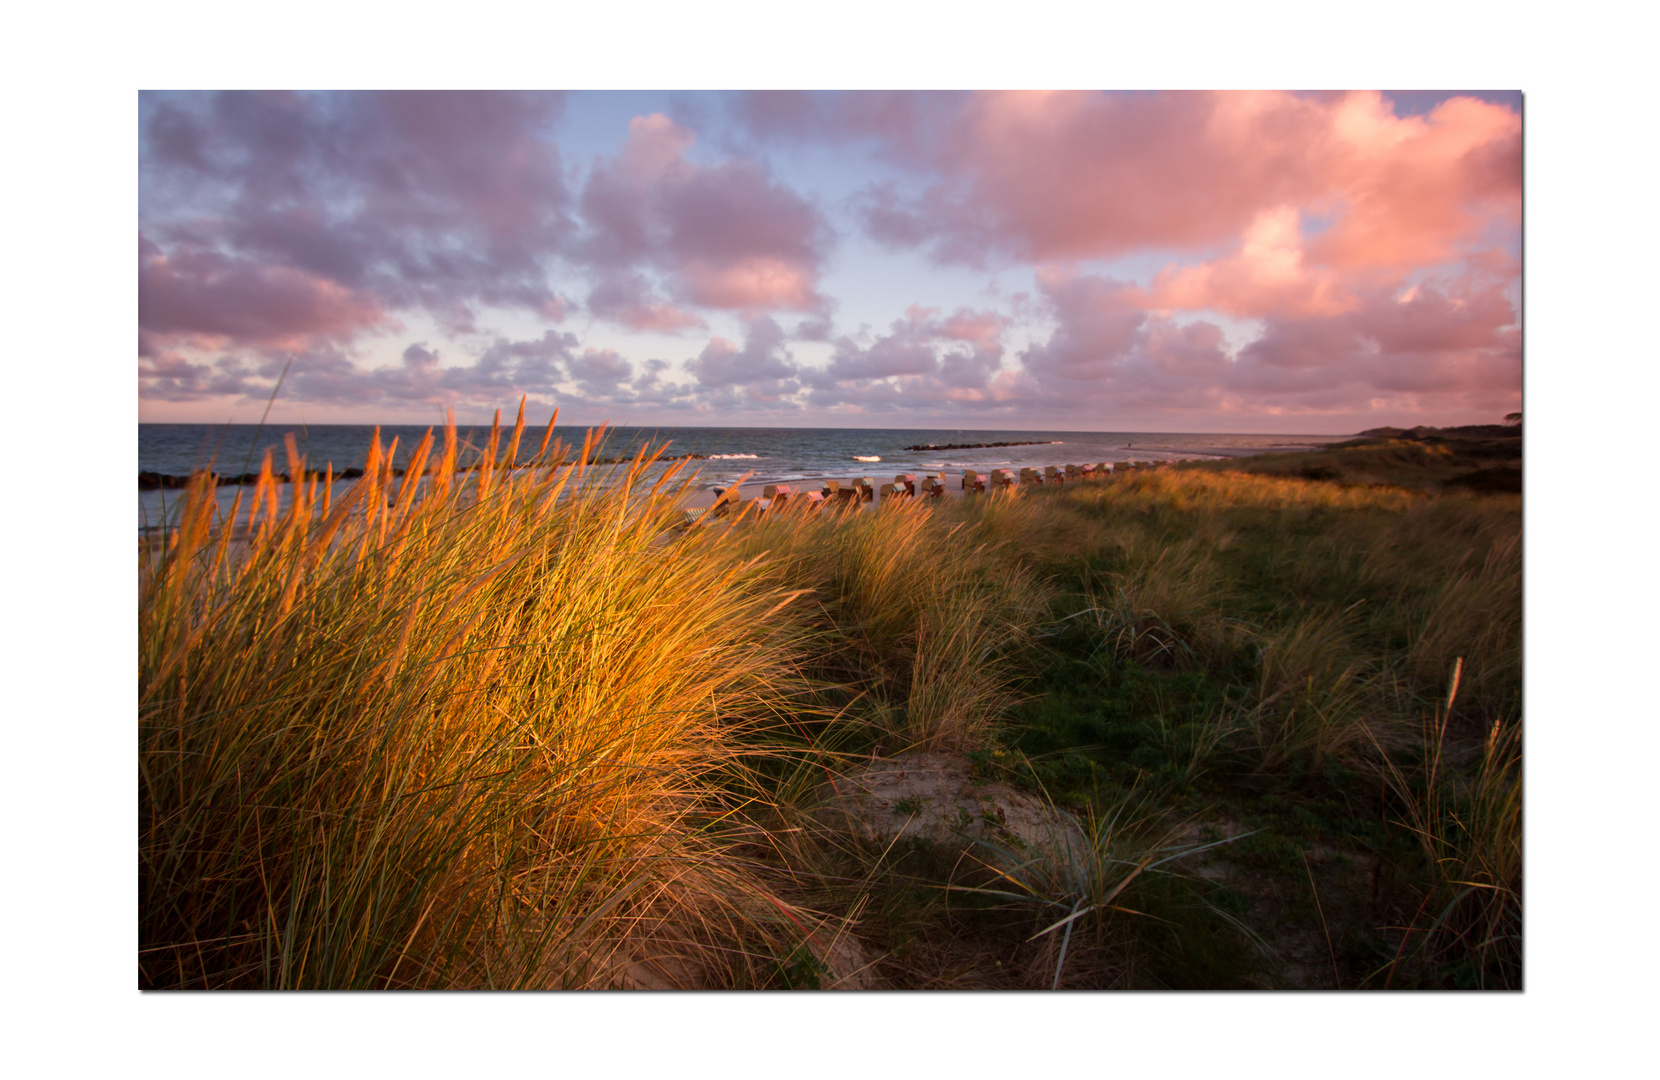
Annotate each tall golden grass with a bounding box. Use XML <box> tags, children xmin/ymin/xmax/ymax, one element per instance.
<box><xmin>720</xmin><ymin>492</ymin><xmax>1052</xmax><ymax>752</ymax></box>
<box><xmin>139</xmin><ymin>411</ymin><xmax>827</xmax><ymax>988</ymax></box>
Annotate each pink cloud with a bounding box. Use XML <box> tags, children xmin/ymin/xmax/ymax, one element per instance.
<box><xmin>843</xmin><ymin>91</ymin><xmax>1519</xmax><ymax>289</ymax></box>
<box><xmin>141</xmin><ymin>91</ymin><xmax>576</xmax><ymax>348</ymax></box>
<box><xmin>139</xmin><ymin>241</ymin><xmax>391</xmax><ymax>350</ymax></box>
<box><xmin>1238</xmin><ymin>275</ymin><xmax>1521</xmax><ymax>401</ymax></box>
<box><xmin>798</xmin><ymin>303</ymin><xmax>1011</xmax><ymax>410</ymax></box>
<box><xmin>1142</xmin><ymin>206</ymin><xmax>1359</xmax><ymax>319</ymax></box>
<box><xmin>578</xmin><ymin>115</ymin><xmax>829</xmax><ymax>320</ymax></box>
<box><xmin>1019</xmin><ymin>270</ymin><xmax>1145</xmax><ymax>384</ymax></box>
<box><xmin>687</xmin><ymin>316</ymin><xmax>801</xmax><ymax>405</ymax></box>
<box><xmin>584</xmin><ymin>270</ymin><xmax>707</xmax><ymax>332</ymax></box>
<box><xmin>1306</xmin><ymin>94</ymin><xmax>1522</xmax><ymax>271</ymax></box>
<box><xmin>1010</xmin><ymin>267</ymin><xmax>1519</xmax><ymax>422</ymax></box>
<box><xmin>139</xmin><ymin>330</ymin><xmax>580</xmax><ymax>411</ymax></box>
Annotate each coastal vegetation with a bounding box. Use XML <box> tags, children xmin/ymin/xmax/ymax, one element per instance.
<box><xmin>139</xmin><ymin>418</ymin><xmax>1521</xmax><ymax>989</ymax></box>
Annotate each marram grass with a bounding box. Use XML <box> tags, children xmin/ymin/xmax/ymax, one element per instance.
<box><xmin>140</xmin><ymin>412</ymin><xmax>825</xmax><ymax>988</ymax></box>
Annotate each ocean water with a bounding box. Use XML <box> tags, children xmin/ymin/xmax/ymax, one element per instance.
<box><xmin>139</xmin><ymin>423</ymin><xmax>1342</xmax><ymax>530</ymax></box>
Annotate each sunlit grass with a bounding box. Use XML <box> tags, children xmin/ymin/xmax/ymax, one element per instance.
<box><xmin>718</xmin><ymin>492</ymin><xmax>1053</xmax><ymax>752</ymax></box>
<box><xmin>140</xmin><ymin>410</ymin><xmax>825</xmax><ymax>988</ymax></box>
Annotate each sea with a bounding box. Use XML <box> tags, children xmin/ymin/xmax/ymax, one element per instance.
<box><xmin>138</xmin><ymin>424</ymin><xmax>1344</xmax><ymax>531</ymax></box>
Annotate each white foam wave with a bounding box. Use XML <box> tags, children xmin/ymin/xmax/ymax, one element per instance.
<box><xmin>853</xmin><ymin>455</ymin><xmax>882</xmax><ymax>462</ymax></box>
<box><xmin>707</xmin><ymin>453</ymin><xmax>760</xmax><ymax>459</ymax></box>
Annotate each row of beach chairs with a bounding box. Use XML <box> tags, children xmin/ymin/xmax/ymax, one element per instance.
<box><xmin>681</xmin><ymin>461</ymin><xmax>1158</xmax><ymax>526</ymax></box>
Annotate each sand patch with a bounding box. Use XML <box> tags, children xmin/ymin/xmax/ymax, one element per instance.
<box><xmin>816</xmin><ymin>752</ymin><xmax>1088</xmax><ymax>862</ymax></box>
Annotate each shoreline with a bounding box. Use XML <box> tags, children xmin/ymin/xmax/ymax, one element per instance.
<box><xmin>137</xmin><ymin>451</ymin><xmax>1278</xmax><ymax>534</ymax></box>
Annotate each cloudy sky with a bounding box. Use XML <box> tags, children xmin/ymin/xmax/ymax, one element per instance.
<box><xmin>138</xmin><ymin>89</ymin><xmax>1521</xmax><ymax>432</ymax></box>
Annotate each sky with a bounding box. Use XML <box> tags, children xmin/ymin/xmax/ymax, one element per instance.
<box><xmin>138</xmin><ymin>89</ymin><xmax>1522</xmax><ymax>433</ymax></box>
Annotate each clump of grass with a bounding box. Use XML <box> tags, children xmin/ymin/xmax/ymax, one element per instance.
<box><xmin>1405</xmin><ymin>530</ymin><xmax>1522</xmax><ymax>720</ymax></box>
<box><xmin>959</xmin><ymin>787</ymin><xmax>1252</xmax><ymax>989</ymax></box>
<box><xmin>1245</xmin><ymin>609</ymin><xmax>1381</xmax><ymax>775</ymax></box>
<box><xmin>140</xmin><ymin>410</ymin><xmax>825</xmax><ymax>988</ymax></box>
<box><xmin>1075</xmin><ymin>539</ymin><xmax>1228</xmax><ymax>669</ymax></box>
<box><xmin>1375</xmin><ymin>661</ymin><xmax>1522</xmax><ymax>988</ymax></box>
<box><xmin>723</xmin><ymin>493</ymin><xmax>1052</xmax><ymax>752</ymax></box>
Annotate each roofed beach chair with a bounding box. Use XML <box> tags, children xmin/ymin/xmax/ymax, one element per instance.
<box><xmin>1065</xmin><ymin>464</ymin><xmax>1081</xmax><ymax>480</ymax></box>
<box><xmin>853</xmin><ymin>477</ymin><xmax>877</xmax><ymax>503</ymax></box>
<box><xmin>991</xmin><ymin>469</ymin><xmax>1017</xmax><ymax>492</ymax></box>
<box><xmin>881</xmin><ymin>481</ymin><xmax>909</xmax><ymax>503</ymax></box>
<box><xmin>1020</xmin><ymin>467</ymin><xmax>1042</xmax><ymax>486</ymax></box>
<box><xmin>925</xmin><ymin>476</ymin><xmax>946</xmax><ymax>499</ymax></box>
<box><xmin>763</xmin><ymin>483</ymin><xmax>793</xmax><ymax>509</ymax></box>
<box><xmin>709</xmin><ymin>485</ymin><xmax>744</xmax><ymax>517</ymax></box>
<box><xmin>895</xmin><ymin>473</ymin><xmax>917</xmax><ymax>496</ymax></box>
<box><xmin>1044</xmin><ymin>465</ymin><xmax>1064</xmax><ymax>485</ymax></box>
<box><xmin>962</xmin><ymin>469</ymin><xmax>985</xmax><ymax>494</ymax></box>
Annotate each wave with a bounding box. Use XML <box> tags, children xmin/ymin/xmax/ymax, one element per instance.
<box><xmin>707</xmin><ymin>453</ymin><xmax>760</xmax><ymax>459</ymax></box>
<box><xmin>853</xmin><ymin>455</ymin><xmax>882</xmax><ymax>462</ymax></box>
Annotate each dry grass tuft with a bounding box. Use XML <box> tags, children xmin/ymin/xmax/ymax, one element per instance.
<box><xmin>721</xmin><ymin>493</ymin><xmax>1052</xmax><ymax>752</ymax></box>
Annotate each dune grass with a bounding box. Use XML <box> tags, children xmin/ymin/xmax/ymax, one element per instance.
<box><xmin>140</xmin><ymin>425</ymin><xmax>1521</xmax><ymax>989</ymax></box>
<box><xmin>974</xmin><ymin>466</ymin><xmax>1521</xmax><ymax>987</ymax></box>
<box><xmin>140</xmin><ymin>413</ymin><xmax>833</xmax><ymax>988</ymax></box>
<box><xmin>717</xmin><ymin>494</ymin><xmax>1052</xmax><ymax>753</ymax></box>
